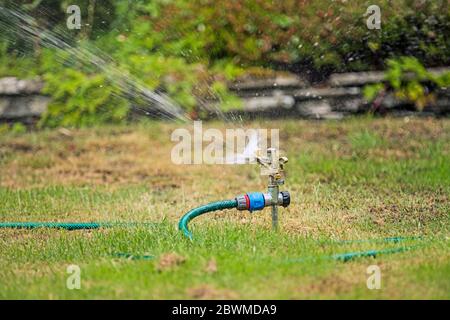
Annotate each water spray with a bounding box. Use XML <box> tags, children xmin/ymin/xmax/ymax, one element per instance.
<box><xmin>178</xmin><ymin>147</ymin><xmax>290</xmax><ymax>239</ymax></box>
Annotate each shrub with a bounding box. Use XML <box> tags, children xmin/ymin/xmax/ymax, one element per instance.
<box><xmin>148</xmin><ymin>0</ymin><xmax>450</xmax><ymax>72</ymax></box>
<box><xmin>40</xmin><ymin>69</ymin><xmax>129</xmax><ymax>128</ymax></box>
<box><xmin>363</xmin><ymin>57</ymin><xmax>450</xmax><ymax>110</ymax></box>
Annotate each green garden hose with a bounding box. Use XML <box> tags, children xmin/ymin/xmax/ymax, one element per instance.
<box><xmin>0</xmin><ymin>198</ymin><xmax>240</xmax><ymax>242</ymax></box>
<box><xmin>178</xmin><ymin>199</ymin><xmax>238</xmax><ymax>240</ymax></box>
<box><xmin>0</xmin><ymin>221</ymin><xmax>156</xmax><ymax>230</ymax></box>
<box><xmin>0</xmin><ymin>198</ymin><xmax>428</xmax><ymax>262</ymax></box>
<box><xmin>332</xmin><ymin>246</ymin><xmax>413</xmax><ymax>262</ymax></box>
<box><xmin>0</xmin><ymin>222</ymin><xmax>109</xmax><ymax>230</ymax></box>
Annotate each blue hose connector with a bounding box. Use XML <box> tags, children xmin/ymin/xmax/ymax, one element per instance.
<box><xmin>235</xmin><ymin>192</ymin><xmax>288</xmax><ymax>212</ymax></box>
<box><xmin>247</xmin><ymin>192</ymin><xmax>266</xmax><ymax>212</ymax></box>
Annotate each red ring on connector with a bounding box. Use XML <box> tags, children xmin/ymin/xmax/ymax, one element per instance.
<box><xmin>244</xmin><ymin>194</ymin><xmax>250</xmax><ymax>209</ymax></box>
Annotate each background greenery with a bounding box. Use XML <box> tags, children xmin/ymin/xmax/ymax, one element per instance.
<box><xmin>0</xmin><ymin>0</ymin><xmax>449</xmax><ymax>126</ymax></box>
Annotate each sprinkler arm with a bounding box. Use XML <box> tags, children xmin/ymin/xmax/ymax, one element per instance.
<box><xmin>256</xmin><ymin>148</ymin><xmax>288</xmax><ymax>185</ymax></box>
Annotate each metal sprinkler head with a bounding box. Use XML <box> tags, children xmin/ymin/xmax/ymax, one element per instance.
<box><xmin>256</xmin><ymin>148</ymin><xmax>289</xmax><ymax>230</ymax></box>
<box><xmin>256</xmin><ymin>147</ymin><xmax>288</xmax><ymax>186</ymax></box>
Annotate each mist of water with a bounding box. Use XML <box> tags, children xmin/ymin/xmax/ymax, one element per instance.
<box><xmin>0</xmin><ymin>5</ymin><xmax>265</xmax><ymax>162</ymax></box>
<box><xmin>0</xmin><ymin>5</ymin><xmax>190</xmax><ymax>121</ymax></box>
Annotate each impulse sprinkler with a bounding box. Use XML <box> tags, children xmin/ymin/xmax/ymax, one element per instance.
<box><xmin>256</xmin><ymin>148</ymin><xmax>288</xmax><ymax>230</ymax></box>
<box><xmin>178</xmin><ymin>148</ymin><xmax>290</xmax><ymax>239</ymax></box>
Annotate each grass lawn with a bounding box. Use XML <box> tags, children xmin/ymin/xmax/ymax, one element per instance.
<box><xmin>0</xmin><ymin>117</ymin><xmax>449</xmax><ymax>299</ymax></box>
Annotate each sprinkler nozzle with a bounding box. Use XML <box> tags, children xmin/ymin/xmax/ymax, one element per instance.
<box><xmin>256</xmin><ymin>148</ymin><xmax>288</xmax><ymax>186</ymax></box>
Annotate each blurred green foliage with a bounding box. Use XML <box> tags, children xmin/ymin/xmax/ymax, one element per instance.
<box><xmin>40</xmin><ymin>65</ymin><xmax>129</xmax><ymax>127</ymax></box>
<box><xmin>144</xmin><ymin>0</ymin><xmax>449</xmax><ymax>71</ymax></box>
<box><xmin>364</xmin><ymin>57</ymin><xmax>450</xmax><ymax>110</ymax></box>
<box><xmin>0</xmin><ymin>0</ymin><xmax>449</xmax><ymax>126</ymax></box>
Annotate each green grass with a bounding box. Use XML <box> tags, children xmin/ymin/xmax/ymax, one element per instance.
<box><xmin>0</xmin><ymin>117</ymin><xmax>449</xmax><ymax>299</ymax></box>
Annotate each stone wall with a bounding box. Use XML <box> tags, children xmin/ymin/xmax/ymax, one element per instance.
<box><xmin>0</xmin><ymin>77</ymin><xmax>50</xmax><ymax>123</ymax></box>
<box><xmin>1</xmin><ymin>68</ymin><xmax>449</xmax><ymax>123</ymax></box>
<box><xmin>228</xmin><ymin>67</ymin><xmax>450</xmax><ymax>119</ymax></box>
